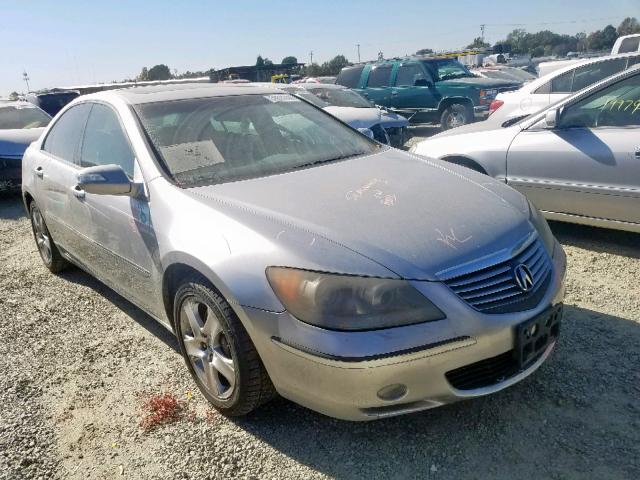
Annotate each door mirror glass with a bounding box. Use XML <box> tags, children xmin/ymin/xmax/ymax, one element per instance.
<box><xmin>545</xmin><ymin>109</ymin><xmax>559</xmax><ymax>128</ymax></box>
<box><xmin>77</xmin><ymin>164</ymin><xmax>133</xmax><ymax>196</ymax></box>
<box><xmin>414</xmin><ymin>78</ymin><xmax>431</xmax><ymax>87</ymax></box>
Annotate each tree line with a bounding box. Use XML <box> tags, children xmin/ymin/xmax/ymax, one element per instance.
<box><xmin>132</xmin><ymin>16</ymin><xmax>639</xmax><ymax>83</ymax></box>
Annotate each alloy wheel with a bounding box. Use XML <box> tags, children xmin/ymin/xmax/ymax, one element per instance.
<box><xmin>179</xmin><ymin>297</ymin><xmax>236</xmax><ymax>399</ymax></box>
<box><xmin>31</xmin><ymin>206</ymin><xmax>52</xmax><ymax>265</ymax></box>
<box><xmin>446</xmin><ymin>111</ymin><xmax>466</xmax><ymax>129</ymax></box>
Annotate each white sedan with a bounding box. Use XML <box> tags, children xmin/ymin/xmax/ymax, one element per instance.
<box><xmin>488</xmin><ymin>52</ymin><xmax>640</xmax><ymax>124</ymax></box>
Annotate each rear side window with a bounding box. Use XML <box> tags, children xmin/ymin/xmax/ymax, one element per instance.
<box><xmin>335</xmin><ymin>66</ymin><xmax>364</xmax><ymax>89</ymax></box>
<box><xmin>367</xmin><ymin>65</ymin><xmax>393</xmax><ymax>88</ymax></box>
<box><xmin>619</xmin><ymin>37</ymin><xmax>640</xmax><ymax>53</ymax></box>
<box><xmin>80</xmin><ymin>103</ymin><xmax>135</xmax><ymax>177</ymax></box>
<box><xmin>572</xmin><ymin>59</ymin><xmax>627</xmax><ymax>92</ymax></box>
<box><xmin>395</xmin><ymin>64</ymin><xmax>427</xmax><ymax>86</ymax></box>
<box><xmin>43</xmin><ymin>103</ymin><xmax>91</xmax><ymax>163</ymax></box>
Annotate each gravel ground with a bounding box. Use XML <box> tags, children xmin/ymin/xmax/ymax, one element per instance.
<box><xmin>1</xmin><ymin>190</ymin><xmax>639</xmax><ymax>480</ymax></box>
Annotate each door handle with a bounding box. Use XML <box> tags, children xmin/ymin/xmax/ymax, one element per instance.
<box><xmin>34</xmin><ymin>166</ymin><xmax>44</xmax><ymax>178</ymax></box>
<box><xmin>635</xmin><ymin>148</ymin><xmax>640</xmax><ymax>159</ymax></box>
<box><xmin>71</xmin><ymin>185</ymin><xmax>85</xmax><ymax>199</ymax></box>
<box><xmin>391</xmin><ymin>90</ymin><xmax>398</xmax><ymax>95</ymax></box>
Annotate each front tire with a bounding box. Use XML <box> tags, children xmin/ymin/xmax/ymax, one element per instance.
<box><xmin>440</xmin><ymin>103</ymin><xmax>472</xmax><ymax>130</ymax></box>
<box><xmin>173</xmin><ymin>277</ymin><xmax>276</xmax><ymax>416</ymax></box>
<box><xmin>29</xmin><ymin>202</ymin><xmax>68</xmax><ymax>273</ymax></box>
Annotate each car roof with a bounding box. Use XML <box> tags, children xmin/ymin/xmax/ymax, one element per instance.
<box><xmin>529</xmin><ymin>51</ymin><xmax>640</xmax><ymax>90</ymax></box>
<box><xmin>100</xmin><ymin>82</ymin><xmax>286</xmax><ymax>105</ymax></box>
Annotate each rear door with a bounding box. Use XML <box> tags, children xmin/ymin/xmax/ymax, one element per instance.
<box><xmin>391</xmin><ymin>62</ymin><xmax>437</xmax><ymax>109</ymax></box>
<box><xmin>39</xmin><ymin>103</ymin><xmax>92</xmax><ymax>253</ymax></box>
<box><xmin>362</xmin><ymin>64</ymin><xmax>395</xmax><ymax>107</ymax></box>
<box><xmin>506</xmin><ymin>72</ymin><xmax>640</xmax><ymax>225</ymax></box>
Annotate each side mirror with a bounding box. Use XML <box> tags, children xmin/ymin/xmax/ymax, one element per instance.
<box><xmin>414</xmin><ymin>78</ymin><xmax>431</xmax><ymax>87</ymax></box>
<box><xmin>545</xmin><ymin>109</ymin><xmax>559</xmax><ymax>128</ymax></box>
<box><xmin>77</xmin><ymin>164</ymin><xmax>136</xmax><ymax>196</ymax></box>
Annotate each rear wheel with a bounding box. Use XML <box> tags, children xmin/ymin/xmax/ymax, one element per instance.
<box><xmin>440</xmin><ymin>103</ymin><xmax>472</xmax><ymax>130</ymax></box>
<box><xmin>29</xmin><ymin>202</ymin><xmax>68</xmax><ymax>273</ymax></box>
<box><xmin>174</xmin><ymin>278</ymin><xmax>276</xmax><ymax>416</ymax></box>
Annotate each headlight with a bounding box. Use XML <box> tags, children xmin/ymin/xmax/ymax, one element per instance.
<box><xmin>528</xmin><ymin>200</ymin><xmax>555</xmax><ymax>256</ymax></box>
<box><xmin>266</xmin><ymin>267</ymin><xmax>445</xmax><ymax>331</ymax></box>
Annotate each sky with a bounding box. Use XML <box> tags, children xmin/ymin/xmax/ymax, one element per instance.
<box><xmin>1</xmin><ymin>0</ymin><xmax>638</xmax><ymax>95</ymax></box>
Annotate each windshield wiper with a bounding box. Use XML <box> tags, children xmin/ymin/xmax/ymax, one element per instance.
<box><xmin>293</xmin><ymin>152</ymin><xmax>367</xmax><ymax>170</ymax></box>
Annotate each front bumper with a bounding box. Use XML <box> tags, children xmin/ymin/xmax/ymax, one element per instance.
<box><xmin>240</xmin><ymin>243</ymin><xmax>566</xmax><ymax>421</ymax></box>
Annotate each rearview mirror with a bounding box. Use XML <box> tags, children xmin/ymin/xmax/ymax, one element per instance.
<box><xmin>77</xmin><ymin>164</ymin><xmax>136</xmax><ymax>196</ymax></box>
<box><xmin>545</xmin><ymin>109</ymin><xmax>559</xmax><ymax>128</ymax></box>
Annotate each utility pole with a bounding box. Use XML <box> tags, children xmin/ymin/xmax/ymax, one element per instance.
<box><xmin>356</xmin><ymin>44</ymin><xmax>361</xmax><ymax>63</ymax></box>
<box><xmin>480</xmin><ymin>24</ymin><xmax>486</xmax><ymax>43</ymax></box>
<box><xmin>309</xmin><ymin>51</ymin><xmax>313</xmax><ymax>65</ymax></box>
<box><xmin>22</xmin><ymin>70</ymin><xmax>30</xmax><ymax>92</ymax></box>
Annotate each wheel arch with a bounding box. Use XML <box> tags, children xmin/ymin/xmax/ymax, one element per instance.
<box><xmin>437</xmin><ymin>96</ymin><xmax>474</xmax><ymax>115</ymax></box>
<box><xmin>440</xmin><ymin>155</ymin><xmax>489</xmax><ymax>175</ymax></box>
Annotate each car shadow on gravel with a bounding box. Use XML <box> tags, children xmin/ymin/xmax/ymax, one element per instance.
<box><xmin>229</xmin><ymin>304</ymin><xmax>640</xmax><ymax>479</ymax></box>
<box><xmin>549</xmin><ymin>221</ymin><xmax>640</xmax><ymax>259</ymax></box>
<box><xmin>0</xmin><ymin>194</ymin><xmax>26</xmax><ymax>220</ymax></box>
<box><xmin>59</xmin><ymin>269</ymin><xmax>179</xmax><ymax>352</ymax></box>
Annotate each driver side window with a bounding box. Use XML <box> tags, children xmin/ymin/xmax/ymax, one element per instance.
<box><xmin>558</xmin><ymin>74</ymin><xmax>640</xmax><ymax>129</ymax></box>
<box><xmin>80</xmin><ymin>103</ymin><xmax>135</xmax><ymax>177</ymax></box>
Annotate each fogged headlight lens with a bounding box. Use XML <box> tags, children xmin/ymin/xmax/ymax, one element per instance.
<box><xmin>528</xmin><ymin>200</ymin><xmax>555</xmax><ymax>256</ymax></box>
<box><xmin>266</xmin><ymin>267</ymin><xmax>445</xmax><ymax>331</ymax></box>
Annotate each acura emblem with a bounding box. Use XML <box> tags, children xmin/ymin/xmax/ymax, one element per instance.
<box><xmin>513</xmin><ymin>264</ymin><xmax>534</xmax><ymax>292</ymax></box>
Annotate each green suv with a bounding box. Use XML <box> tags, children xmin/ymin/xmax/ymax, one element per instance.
<box><xmin>336</xmin><ymin>57</ymin><xmax>521</xmax><ymax>129</ymax></box>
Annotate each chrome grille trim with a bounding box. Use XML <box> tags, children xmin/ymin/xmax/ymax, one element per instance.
<box><xmin>443</xmin><ymin>236</ymin><xmax>552</xmax><ymax>314</ymax></box>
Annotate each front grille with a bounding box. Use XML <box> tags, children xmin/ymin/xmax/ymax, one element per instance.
<box><xmin>443</xmin><ymin>238</ymin><xmax>552</xmax><ymax>314</ymax></box>
<box><xmin>446</xmin><ymin>350</ymin><xmax>520</xmax><ymax>390</ymax></box>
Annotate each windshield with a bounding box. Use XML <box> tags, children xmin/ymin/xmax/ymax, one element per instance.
<box><xmin>135</xmin><ymin>93</ymin><xmax>380</xmax><ymax>187</ymax></box>
<box><xmin>423</xmin><ymin>59</ymin><xmax>473</xmax><ymax>81</ymax></box>
<box><xmin>0</xmin><ymin>105</ymin><xmax>51</xmax><ymax>129</ymax></box>
<box><xmin>307</xmin><ymin>88</ymin><xmax>373</xmax><ymax>108</ymax></box>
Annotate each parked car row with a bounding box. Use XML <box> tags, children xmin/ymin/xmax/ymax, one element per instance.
<box><xmin>7</xmin><ymin>49</ymin><xmax>639</xmax><ymax>424</ymax></box>
<box><xmin>21</xmin><ymin>81</ymin><xmax>566</xmax><ymax>421</ymax></box>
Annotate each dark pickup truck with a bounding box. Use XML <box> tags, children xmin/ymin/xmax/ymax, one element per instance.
<box><xmin>336</xmin><ymin>57</ymin><xmax>521</xmax><ymax>129</ymax></box>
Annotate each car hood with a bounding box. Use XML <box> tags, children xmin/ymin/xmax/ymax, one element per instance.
<box><xmin>440</xmin><ymin>77</ymin><xmax>520</xmax><ymax>89</ymax></box>
<box><xmin>185</xmin><ymin>148</ymin><xmax>532</xmax><ymax>281</ymax></box>
<box><xmin>0</xmin><ymin>128</ymin><xmax>45</xmax><ymax>159</ymax></box>
<box><xmin>323</xmin><ymin>106</ymin><xmax>382</xmax><ymax>129</ymax></box>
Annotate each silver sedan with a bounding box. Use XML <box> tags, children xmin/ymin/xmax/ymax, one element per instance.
<box><xmin>22</xmin><ymin>84</ymin><xmax>565</xmax><ymax>420</ymax></box>
<box><xmin>411</xmin><ymin>66</ymin><xmax>640</xmax><ymax>233</ymax></box>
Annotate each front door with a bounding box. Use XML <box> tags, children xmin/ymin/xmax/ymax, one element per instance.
<box><xmin>506</xmin><ymin>72</ymin><xmax>640</xmax><ymax>225</ymax></box>
<box><xmin>391</xmin><ymin>62</ymin><xmax>438</xmax><ymax>110</ymax></box>
<box><xmin>72</xmin><ymin>102</ymin><xmax>162</xmax><ymax>316</ymax></box>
